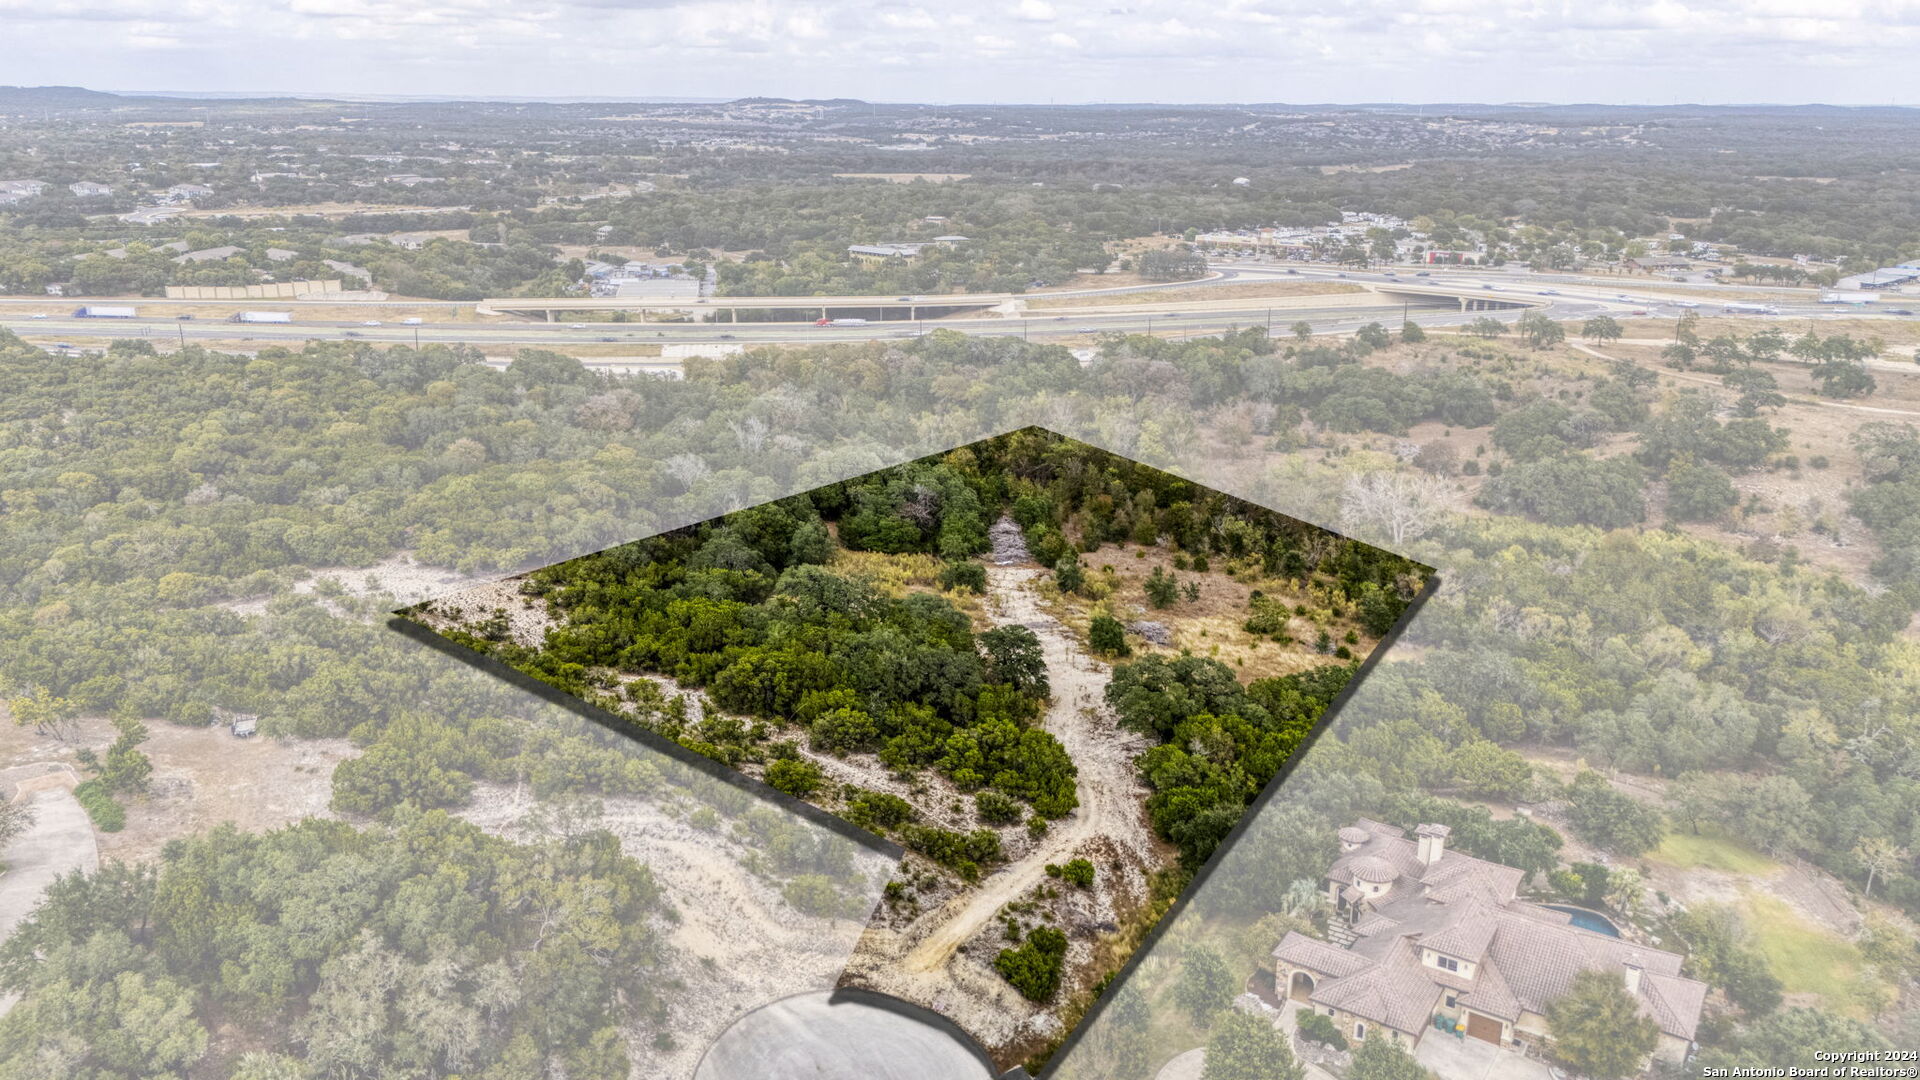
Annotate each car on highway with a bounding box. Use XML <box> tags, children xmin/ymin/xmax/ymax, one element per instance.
<box><xmin>597</xmin><ymin>336</ymin><xmax>617</xmax><ymax>342</ymax></box>
<box><xmin>1483</xmin><ymin>284</ymin><xmax>1498</xmax><ymax>290</ymax></box>
<box><xmin>1285</xmin><ymin>268</ymin><xmax>1299</xmax><ymax>274</ymax></box>
<box><xmin>1076</xmin><ymin>326</ymin><xmax>1100</xmax><ymax>333</ymax></box>
<box><xmin>1336</xmin><ymin>272</ymin><xmax>1348</xmax><ymax>278</ymax></box>
<box><xmin>29</xmin><ymin>313</ymin><xmax>47</xmax><ymax>319</ymax></box>
<box><xmin>718</xmin><ymin>333</ymin><xmax>737</xmax><ymax>339</ymax></box>
<box><xmin>1053</xmin><ymin>315</ymin><xmax>1069</xmax><ymax>321</ymax></box>
<box><xmin>1887</xmin><ymin>309</ymin><xmax>1916</xmax><ymax>316</ymax></box>
<box><xmin>568</xmin><ymin>323</ymin><xmax>586</xmax><ymax>329</ymax></box>
<box><xmin>1672</xmin><ymin>300</ymin><xmax>1701</xmax><ymax>309</ymax></box>
<box><xmin>362</xmin><ymin>320</ymin><xmax>382</xmax><ymax>326</ymax></box>
<box><xmin>344</xmin><ymin>331</ymin><xmax>361</xmax><ymax>337</ymax></box>
<box><xmin>896</xmin><ymin>296</ymin><xmax>912</xmax><ymax>302</ymax></box>
<box><xmin>1538</xmin><ymin>290</ymin><xmax>1560</xmax><ymax>296</ymax></box>
<box><xmin>1415</xmin><ymin>271</ymin><xmax>1430</xmax><ymax>276</ymax></box>
<box><xmin>1383</xmin><ymin>271</ymin><xmax>1398</xmax><ymax>277</ymax></box>
<box><xmin>1630</xmin><ymin>309</ymin><xmax>1649</xmax><ymax>315</ymax></box>
<box><xmin>176</xmin><ymin>314</ymin><xmax>194</xmax><ymax>320</ymax></box>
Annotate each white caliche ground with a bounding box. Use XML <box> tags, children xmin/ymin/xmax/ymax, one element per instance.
<box><xmin>839</xmin><ymin>558</ymin><xmax>1169</xmax><ymax>1064</ymax></box>
<box><xmin>455</xmin><ymin>781</ymin><xmax>893</xmax><ymax>1080</ymax></box>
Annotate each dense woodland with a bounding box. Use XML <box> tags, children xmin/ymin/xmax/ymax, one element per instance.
<box><xmin>9</xmin><ymin>310</ymin><xmax>1920</xmax><ymax>1074</ymax></box>
<box><xmin>0</xmin><ymin>811</ymin><xmax>670</xmax><ymax>1079</ymax></box>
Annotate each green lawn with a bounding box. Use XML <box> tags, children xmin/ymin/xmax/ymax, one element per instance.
<box><xmin>1739</xmin><ymin>891</ymin><xmax>1883</xmax><ymax>1017</ymax></box>
<box><xmin>1651</xmin><ymin>827</ymin><xmax>1780</xmax><ymax>875</ymax></box>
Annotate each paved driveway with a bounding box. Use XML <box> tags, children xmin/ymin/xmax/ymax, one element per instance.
<box><xmin>694</xmin><ymin>990</ymin><xmax>995</xmax><ymax>1080</ymax></box>
<box><xmin>1415</xmin><ymin>1028</ymin><xmax>1554</xmax><ymax>1080</ymax></box>
<box><xmin>0</xmin><ymin>787</ymin><xmax>97</xmax><ymax>940</ymax></box>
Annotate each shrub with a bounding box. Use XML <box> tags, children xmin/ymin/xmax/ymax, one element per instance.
<box><xmin>900</xmin><ymin>824</ymin><xmax>1003</xmax><ymax>881</ymax></box>
<box><xmin>765</xmin><ymin>758</ymin><xmax>825</xmax><ymax>798</ymax></box>
<box><xmin>844</xmin><ymin>790</ymin><xmax>916</xmax><ymax>834</ymax></box>
<box><xmin>72</xmin><ymin>779</ymin><xmax>125</xmax><ymax>833</ymax></box>
<box><xmin>1297</xmin><ymin>1009</ymin><xmax>1349</xmax><ymax>1050</ymax></box>
<box><xmin>1145</xmin><ymin>566</ymin><xmax>1179</xmax><ymax>608</ymax></box>
<box><xmin>1054</xmin><ymin>556</ymin><xmax>1085</xmax><ymax>595</ymax></box>
<box><xmin>975</xmin><ymin>790</ymin><xmax>1022</xmax><ymax>825</ymax></box>
<box><xmin>782</xmin><ymin>874</ymin><xmax>850</xmax><ymax>918</ymax></box>
<box><xmin>938</xmin><ymin>560</ymin><xmax>987</xmax><ymax>594</ymax></box>
<box><xmin>1054</xmin><ymin>857</ymin><xmax>1094</xmax><ymax>888</ymax></box>
<box><xmin>809</xmin><ymin>706</ymin><xmax>879</xmax><ymax>756</ymax></box>
<box><xmin>994</xmin><ymin>925</ymin><xmax>1068</xmax><ymax>1001</ymax></box>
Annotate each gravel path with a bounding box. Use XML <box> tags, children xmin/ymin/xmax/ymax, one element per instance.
<box><xmin>901</xmin><ymin>564</ymin><xmax>1156</xmax><ymax>975</ymax></box>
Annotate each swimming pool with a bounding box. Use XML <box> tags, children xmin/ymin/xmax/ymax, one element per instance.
<box><xmin>1545</xmin><ymin>904</ymin><xmax>1621</xmax><ymax>937</ymax></box>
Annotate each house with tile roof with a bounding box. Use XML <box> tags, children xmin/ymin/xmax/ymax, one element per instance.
<box><xmin>1272</xmin><ymin>819</ymin><xmax>1705</xmax><ymax>1069</ymax></box>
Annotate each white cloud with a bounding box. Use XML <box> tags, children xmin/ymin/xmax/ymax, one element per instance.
<box><xmin>1</xmin><ymin>0</ymin><xmax>1915</xmax><ymax>102</ymax></box>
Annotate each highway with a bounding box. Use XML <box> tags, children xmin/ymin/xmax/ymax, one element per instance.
<box><xmin>3</xmin><ymin>260</ymin><xmax>1909</xmax><ymax>358</ymax></box>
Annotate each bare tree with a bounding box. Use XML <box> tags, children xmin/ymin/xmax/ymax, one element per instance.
<box><xmin>1339</xmin><ymin>471</ymin><xmax>1450</xmax><ymax>546</ymax></box>
<box><xmin>1855</xmin><ymin>835</ymin><xmax>1908</xmax><ymax>899</ymax></box>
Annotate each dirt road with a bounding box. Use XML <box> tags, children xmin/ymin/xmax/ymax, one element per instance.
<box><xmin>902</xmin><ymin>563</ymin><xmax>1156</xmax><ymax>973</ymax></box>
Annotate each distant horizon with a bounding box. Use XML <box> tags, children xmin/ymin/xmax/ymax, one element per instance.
<box><xmin>19</xmin><ymin>86</ymin><xmax>1919</xmax><ymax>110</ymax></box>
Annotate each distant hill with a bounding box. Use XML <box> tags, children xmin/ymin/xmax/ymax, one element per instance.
<box><xmin>728</xmin><ymin>97</ymin><xmax>870</xmax><ymax>107</ymax></box>
<box><xmin>0</xmin><ymin>86</ymin><xmax>130</xmax><ymax>108</ymax></box>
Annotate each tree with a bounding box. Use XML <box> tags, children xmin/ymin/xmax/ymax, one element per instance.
<box><xmin>1089</xmin><ymin>615</ymin><xmax>1131</xmax><ymax>657</ymax></box>
<box><xmin>1203</xmin><ymin>1010</ymin><xmax>1303</xmax><ymax>1080</ymax></box>
<box><xmin>1174</xmin><ymin>945</ymin><xmax>1238</xmax><ymax>1025</ymax></box>
<box><xmin>787</xmin><ymin>519</ymin><xmax>832</xmax><ymax>565</ymax></box>
<box><xmin>1583</xmin><ymin>315</ymin><xmax>1624</xmax><ymax>343</ymax></box>
<box><xmin>1664</xmin><ymin>457</ymin><xmax>1739</xmax><ymax>522</ymax></box>
<box><xmin>1544</xmin><ymin>969</ymin><xmax>1659</xmax><ymax>1080</ymax></box>
<box><xmin>1449</xmin><ymin>740</ymin><xmax>1533</xmax><ymax>800</ymax></box>
<box><xmin>1812</xmin><ymin>358</ymin><xmax>1876</xmax><ymax>398</ymax></box>
<box><xmin>1291</xmin><ymin>321</ymin><xmax>1314</xmax><ymax>341</ymax></box>
<box><xmin>1516</xmin><ymin>311</ymin><xmax>1567</xmax><ymax>349</ymax></box>
<box><xmin>1400</xmin><ymin>320</ymin><xmax>1426</xmax><ymax>344</ymax></box>
<box><xmin>1854</xmin><ymin>836</ymin><xmax>1907</xmax><ymax>900</ymax></box>
<box><xmin>1565</xmin><ymin>771</ymin><xmax>1664</xmax><ymax>856</ymax></box>
<box><xmin>7</xmin><ymin>685</ymin><xmax>79</xmax><ymax>741</ymax></box>
<box><xmin>1139</xmin><ymin>248</ymin><xmax>1208</xmax><ymax>282</ymax></box>
<box><xmin>1467</xmin><ymin>316</ymin><xmax>1507</xmax><ymax>338</ymax></box>
<box><xmin>1355</xmin><ymin>322</ymin><xmax>1392</xmax><ymax>351</ymax></box>
<box><xmin>1340</xmin><ymin>471</ymin><xmax>1448</xmax><ymax>546</ymax></box>
<box><xmin>1724</xmin><ymin>366</ymin><xmax>1786</xmax><ymax>416</ymax></box>
<box><xmin>979</xmin><ymin>625</ymin><xmax>1049</xmax><ymax>697</ymax></box>
<box><xmin>1350</xmin><ymin>1032</ymin><xmax>1432</xmax><ymax>1080</ymax></box>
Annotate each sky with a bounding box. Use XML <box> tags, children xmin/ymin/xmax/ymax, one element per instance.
<box><xmin>8</xmin><ymin>0</ymin><xmax>1920</xmax><ymax>105</ymax></box>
